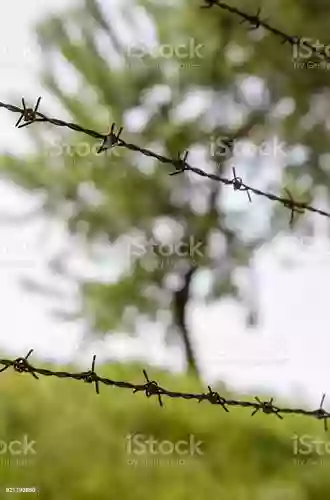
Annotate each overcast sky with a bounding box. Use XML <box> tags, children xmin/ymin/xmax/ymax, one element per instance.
<box><xmin>0</xmin><ymin>0</ymin><xmax>329</xmax><ymax>410</ymax></box>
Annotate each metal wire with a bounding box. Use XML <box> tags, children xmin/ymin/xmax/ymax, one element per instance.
<box><xmin>0</xmin><ymin>350</ymin><xmax>329</xmax><ymax>431</ymax></box>
<box><xmin>1</xmin><ymin>98</ymin><xmax>329</xmax><ymax>226</ymax></box>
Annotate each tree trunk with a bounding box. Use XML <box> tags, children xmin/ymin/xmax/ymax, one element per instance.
<box><xmin>173</xmin><ymin>265</ymin><xmax>200</xmax><ymax>380</ymax></box>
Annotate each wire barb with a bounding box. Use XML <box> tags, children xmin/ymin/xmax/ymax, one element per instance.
<box><xmin>242</xmin><ymin>8</ymin><xmax>264</xmax><ymax>31</ymax></box>
<box><xmin>251</xmin><ymin>397</ymin><xmax>283</xmax><ymax>419</ymax></box>
<box><xmin>10</xmin><ymin>349</ymin><xmax>39</xmax><ymax>379</ymax></box>
<box><xmin>314</xmin><ymin>394</ymin><xmax>329</xmax><ymax>431</ymax></box>
<box><xmin>200</xmin><ymin>385</ymin><xmax>229</xmax><ymax>412</ymax></box>
<box><xmin>97</xmin><ymin>122</ymin><xmax>123</xmax><ymax>154</ymax></box>
<box><xmin>15</xmin><ymin>97</ymin><xmax>42</xmax><ymax>128</ymax></box>
<box><xmin>133</xmin><ymin>370</ymin><xmax>164</xmax><ymax>407</ymax></box>
<box><xmin>81</xmin><ymin>355</ymin><xmax>100</xmax><ymax>394</ymax></box>
<box><xmin>169</xmin><ymin>151</ymin><xmax>189</xmax><ymax>176</ymax></box>
<box><xmin>283</xmin><ymin>188</ymin><xmax>305</xmax><ymax>227</ymax></box>
<box><xmin>231</xmin><ymin>167</ymin><xmax>252</xmax><ymax>202</ymax></box>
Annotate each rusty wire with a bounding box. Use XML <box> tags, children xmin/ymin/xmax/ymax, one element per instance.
<box><xmin>1</xmin><ymin>98</ymin><xmax>330</xmax><ymax>225</ymax></box>
<box><xmin>0</xmin><ymin>349</ymin><xmax>329</xmax><ymax>430</ymax></box>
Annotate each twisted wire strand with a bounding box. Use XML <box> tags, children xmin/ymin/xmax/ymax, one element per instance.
<box><xmin>201</xmin><ymin>0</ymin><xmax>330</xmax><ymax>64</ymax></box>
<box><xmin>1</xmin><ymin>99</ymin><xmax>329</xmax><ymax>225</ymax></box>
<box><xmin>1</xmin><ymin>350</ymin><xmax>329</xmax><ymax>430</ymax></box>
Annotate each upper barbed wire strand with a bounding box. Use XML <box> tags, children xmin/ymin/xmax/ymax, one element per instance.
<box><xmin>1</xmin><ymin>99</ymin><xmax>330</xmax><ymax>224</ymax></box>
<box><xmin>201</xmin><ymin>0</ymin><xmax>330</xmax><ymax>63</ymax></box>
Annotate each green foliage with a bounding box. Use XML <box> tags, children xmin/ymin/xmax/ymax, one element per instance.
<box><xmin>0</xmin><ymin>361</ymin><xmax>329</xmax><ymax>499</ymax></box>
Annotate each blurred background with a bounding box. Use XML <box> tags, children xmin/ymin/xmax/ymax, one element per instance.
<box><xmin>1</xmin><ymin>0</ymin><xmax>330</xmax><ymax>497</ymax></box>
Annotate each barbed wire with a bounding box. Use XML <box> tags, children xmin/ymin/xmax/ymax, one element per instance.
<box><xmin>201</xmin><ymin>0</ymin><xmax>330</xmax><ymax>64</ymax></box>
<box><xmin>0</xmin><ymin>349</ymin><xmax>329</xmax><ymax>430</ymax></box>
<box><xmin>1</xmin><ymin>98</ymin><xmax>330</xmax><ymax>226</ymax></box>
<box><xmin>0</xmin><ymin>3</ymin><xmax>328</xmax><ymax>436</ymax></box>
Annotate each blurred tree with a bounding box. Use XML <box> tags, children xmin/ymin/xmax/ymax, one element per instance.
<box><xmin>2</xmin><ymin>0</ymin><xmax>330</xmax><ymax>379</ymax></box>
